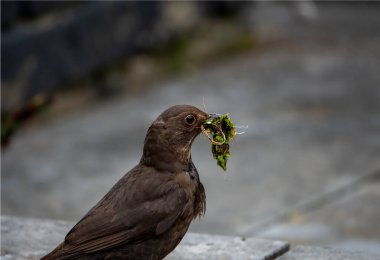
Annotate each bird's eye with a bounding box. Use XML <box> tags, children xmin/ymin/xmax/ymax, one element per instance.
<box><xmin>185</xmin><ymin>115</ymin><xmax>196</xmax><ymax>125</ymax></box>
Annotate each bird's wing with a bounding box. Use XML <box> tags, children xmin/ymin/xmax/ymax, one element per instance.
<box><xmin>55</xmin><ymin>167</ymin><xmax>190</xmax><ymax>256</ymax></box>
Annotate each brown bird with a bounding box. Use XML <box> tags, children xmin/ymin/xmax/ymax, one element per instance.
<box><xmin>42</xmin><ymin>105</ymin><xmax>209</xmax><ymax>260</ymax></box>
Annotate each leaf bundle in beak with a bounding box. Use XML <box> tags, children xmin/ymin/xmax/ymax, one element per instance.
<box><xmin>201</xmin><ymin>113</ymin><xmax>236</xmax><ymax>171</ymax></box>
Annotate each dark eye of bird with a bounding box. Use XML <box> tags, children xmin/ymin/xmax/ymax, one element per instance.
<box><xmin>185</xmin><ymin>115</ymin><xmax>196</xmax><ymax>125</ymax></box>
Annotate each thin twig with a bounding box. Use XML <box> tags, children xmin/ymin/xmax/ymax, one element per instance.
<box><xmin>200</xmin><ymin>125</ymin><xmax>226</xmax><ymax>145</ymax></box>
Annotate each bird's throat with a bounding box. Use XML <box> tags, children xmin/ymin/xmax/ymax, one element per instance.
<box><xmin>140</xmin><ymin>131</ymin><xmax>194</xmax><ymax>173</ymax></box>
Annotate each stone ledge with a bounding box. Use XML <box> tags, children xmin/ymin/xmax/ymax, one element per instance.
<box><xmin>1</xmin><ymin>215</ymin><xmax>289</xmax><ymax>260</ymax></box>
<box><xmin>278</xmin><ymin>245</ymin><xmax>379</xmax><ymax>260</ymax></box>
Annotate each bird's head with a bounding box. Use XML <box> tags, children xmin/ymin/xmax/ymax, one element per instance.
<box><xmin>141</xmin><ymin>105</ymin><xmax>209</xmax><ymax>172</ymax></box>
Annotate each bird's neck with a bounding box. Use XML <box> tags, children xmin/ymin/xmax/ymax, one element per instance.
<box><xmin>140</xmin><ymin>128</ymin><xmax>192</xmax><ymax>173</ymax></box>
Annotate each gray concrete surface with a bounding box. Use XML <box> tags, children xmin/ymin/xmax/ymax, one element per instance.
<box><xmin>1</xmin><ymin>215</ymin><xmax>289</xmax><ymax>260</ymax></box>
<box><xmin>2</xmin><ymin>2</ymin><xmax>380</xmax><ymax>254</ymax></box>
<box><xmin>278</xmin><ymin>245</ymin><xmax>379</xmax><ymax>260</ymax></box>
<box><xmin>256</xmin><ymin>172</ymin><xmax>380</xmax><ymax>255</ymax></box>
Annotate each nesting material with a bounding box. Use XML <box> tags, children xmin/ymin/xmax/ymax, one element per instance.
<box><xmin>201</xmin><ymin>114</ymin><xmax>236</xmax><ymax>171</ymax></box>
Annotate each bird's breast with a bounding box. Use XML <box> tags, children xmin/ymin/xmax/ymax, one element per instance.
<box><xmin>174</xmin><ymin>172</ymin><xmax>197</xmax><ymax>200</ymax></box>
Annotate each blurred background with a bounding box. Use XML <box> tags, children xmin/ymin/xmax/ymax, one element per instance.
<box><xmin>2</xmin><ymin>1</ymin><xmax>380</xmax><ymax>256</ymax></box>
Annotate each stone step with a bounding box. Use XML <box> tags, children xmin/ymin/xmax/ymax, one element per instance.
<box><xmin>278</xmin><ymin>245</ymin><xmax>379</xmax><ymax>260</ymax></box>
<box><xmin>3</xmin><ymin>215</ymin><xmax>378</xmax><ymax>259</ymax></box>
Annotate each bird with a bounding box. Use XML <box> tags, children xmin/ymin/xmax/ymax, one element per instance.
<box><xmin>42</xmin><ymin>105</ymin><xmax>209</xmax><ymax>260</ymax></box>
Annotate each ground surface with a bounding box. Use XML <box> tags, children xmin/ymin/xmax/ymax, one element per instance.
<box><xmin>2</xmin><ymin>2</ymin><xmax>380</xmax><ymax>256</ymax></box>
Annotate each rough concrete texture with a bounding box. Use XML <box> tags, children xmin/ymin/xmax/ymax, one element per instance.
<box><xmin>2</xmin><ymin>2</ymin><xmax>380</xmax><ymax>254</ymax></box>
<box><xmin>0</xmin><ymin>215</ymin><xmax>289</xmax><ymax>260</ymax></box>
<box><xmin>257</xmin><ymin>178</ymin><xmax>380</xmax><ymax>256</ymax></box>
<box><xmin>278</xmin><ymin>245</ymin><xmax>379</xmax><ymax>260</ymax></box>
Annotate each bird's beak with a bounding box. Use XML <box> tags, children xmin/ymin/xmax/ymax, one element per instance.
<box><xmin>201</xmin><ymin>113</ymin><xmax>226</xmax><ymax>145</ymax></box>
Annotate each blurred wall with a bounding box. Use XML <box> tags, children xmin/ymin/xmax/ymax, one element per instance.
<box><xmin>1</xmin><ymin>1</ymin><xmax>249</xmax><ymax>112</ymax></box>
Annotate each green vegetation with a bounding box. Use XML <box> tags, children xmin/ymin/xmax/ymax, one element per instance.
<box><xmin>202</xmin><ymin>114</ymin><xmax>236</xmax><ymax>171</ymax></box>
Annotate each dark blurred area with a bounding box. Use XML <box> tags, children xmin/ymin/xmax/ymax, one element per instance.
<box><xmin>2</xmin><ymin>1</ymin><xmax>161</xmax><ymax>104</ymax></box>
<box><xmin>1</xmin><ymin>1</ymin><xmax>249</xmax><ymax>106</ymax></box>
<box><xmin>2</xmin><ymin>1</ymin><xmax>380</xmax><ymax>256</ymax></box>
<box><xmin>1</xmin><ymin>1</ymin><xmax>252</xmax><ymax>146</ymax></box>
